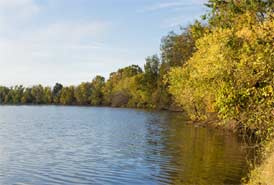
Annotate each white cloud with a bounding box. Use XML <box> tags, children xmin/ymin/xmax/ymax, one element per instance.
<box><xmin>140</xmin><ymin>0</ymin><xmax>206</xmax><ymax>12</ymax></box>
<box><xmin>143</xmin><ymin>2</ymin><xmax>187</xmax><ymax>11</ymax></box>
<box><xmin>0</xmin><ymin>20</ymin><xmax>111</xmax><ymax>73</ymax></box>
<box><xmin>26</xmin><ymin>21</ymin><xmax>109</xmax><ymax>47</ymax></box>
<box><xmin>162</xmin><ymin>15</ymin><xmax>191</xmax><ymax>27</ymax></box>
<box><xmin>162</xmin><ymin>11</ymin><xmax>204</xmax><ymax>28</ymax></box>
<box><xmin>139</xmin><ymin>0</ymin><xmax>207</xmax><ymax>28</ymax></box>
<box><xmin>0</xmin><ymin>0</ymin><xmax>40</xmax><ymax>37</ymax></box>
<box><xmin>0</xmin><ymin>0</ymin><xmax>38</xmax><ymax>8</ymax></box>
<box><xmin>0</xmin><ymin>0</ymin><xmax>115</xmax><ymax>86</ymax></box>
<box><xmin>0</xmin><ymin>0</ymin><xmax>40</xmax><ymax>19</ymax></box>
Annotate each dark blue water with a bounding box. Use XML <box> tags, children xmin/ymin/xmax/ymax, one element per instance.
<box><xmin>0</xmin><ymin>106</ymin><xmax>252</xmax><ymax>184</ymax></box>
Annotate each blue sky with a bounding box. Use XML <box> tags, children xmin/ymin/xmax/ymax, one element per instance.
<box><xmin>0</xmin><ymin>0</ymin><xmax>207</xmax><ymax>86</ymax></box>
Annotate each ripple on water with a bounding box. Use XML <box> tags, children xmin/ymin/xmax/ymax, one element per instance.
<box><xmin>0</xmin><ymin>106</ymin><xmax>254</xmax><ymax>185</ymax></box>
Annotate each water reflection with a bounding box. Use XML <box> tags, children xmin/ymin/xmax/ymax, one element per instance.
<box><xmin>0</xmin><ymin>106</ymin><xmax>253</xmax><ymax>185</ymax></box>
<box><xmin>142</xmin><ymin>112</ymin><xmax>252</xmax><ymax>185</ymax></box>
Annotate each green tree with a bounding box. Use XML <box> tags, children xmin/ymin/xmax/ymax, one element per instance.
<box><xmin>103</xmin><ymin>65</ymin><xmax>143</xmax><ymax>106</ymax></box>
<box><xmin>53</xmin><ymin>83</ymin><xmax>63</xmax><ymax>104</ymax></box>
<box><xmin>90</xmin><ymin>76</ymin><xmax>105</xmax><ymax>105</ymax></box>
<box><xmin>60</xmin><ymin>86</ymin><xmax>75</xmax><ymax>105</ymax></box>
<box><xmin>44</xmin><ymin>87</ymin><xmax>53</xmax><ymax>104</ymax></box>
<box><xmin>21</xmin><ymin>88</ymin><xmax>33</xmax><ymax>104</ymax></box>
<box><xmin>31</xmin><ymin>85</ymin><xmax>46</xmax><ymax>104</ymax></box>
<box><xmin>144</xmin><ymin>55</ymin><xmax>160</xmax><ymax>90</ymax></box>
<box><xmin>5</xmin><ymin>85</ymin><xmax>24</xmax><ymax>104</ymax></box>
<box><xmin>0</xmin><ymin>86</ymin><xmax>10</xmax><ymax>104</ymax></box>
<box><xmin>204</xmin><ymin>0</ymin><xmax>273</xmax><ymax>28</ymax></box>
<box><xmin>74</xmin><ymin>82</ymin><xmax>92</xmax><ymax>105</ymax></box>
<box><xmin>168</xmin><ymin>10</ymin><xmax>274</xmax><ymax>137</ymax></box>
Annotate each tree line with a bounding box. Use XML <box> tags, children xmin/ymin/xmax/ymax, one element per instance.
<box><xmin>0</xmin><ymin>59</ymin><xmax>166</xmax><ymax>108</ymax></box>
<box><xmin>0</xmin><ymin>19</ymin><xmax>201</xmax><ymax>109</ymax></box>
<box><xmin>1</xmin><ymin>0</ymin><xmax>273</xmax><ymax>139</ymax></box>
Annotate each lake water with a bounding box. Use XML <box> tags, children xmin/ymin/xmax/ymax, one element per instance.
<box><xmin>0</xmin><ymin>106</ymin><xmax>253</xmax><ymax>185</ymax></box>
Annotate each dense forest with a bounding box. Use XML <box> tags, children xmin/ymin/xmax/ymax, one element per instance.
<box><xmin>1</xmin><ymin>0</ymin><xmax>273</xmax><ymax>138</ymax></box>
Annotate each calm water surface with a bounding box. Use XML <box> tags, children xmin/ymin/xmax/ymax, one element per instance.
<box><xmin>0</xmin><ymin>106</ymin><xmax>253</xmax><ymax>185</ymax></box>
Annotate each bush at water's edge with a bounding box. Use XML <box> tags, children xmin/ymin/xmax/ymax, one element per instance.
<box><xmin>245</xmin><ymin>141</ymin><xmax>274</xmax><ymax>185</ymax></box>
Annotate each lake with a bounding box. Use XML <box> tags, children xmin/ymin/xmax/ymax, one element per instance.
<box><xmin>0</xmin><ymin>106</ymin><xmax>253</xmax><ymax>185</ymax></box>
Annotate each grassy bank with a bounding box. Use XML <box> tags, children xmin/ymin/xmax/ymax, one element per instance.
<box><xmin>246</xmin><ymin>141</ymin><xmax>274</xmax><ymax>185</ymax></box>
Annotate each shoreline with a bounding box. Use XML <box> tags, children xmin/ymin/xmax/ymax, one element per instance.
<box><xmin>0</xmin><ymin>104</ymin><xmax>268</xmax><ymax>183</ymax></box>
<box><xmin>246</xmin><ymin>141</ymin><xmax>274</xmax><ymax>185</ymax></box>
